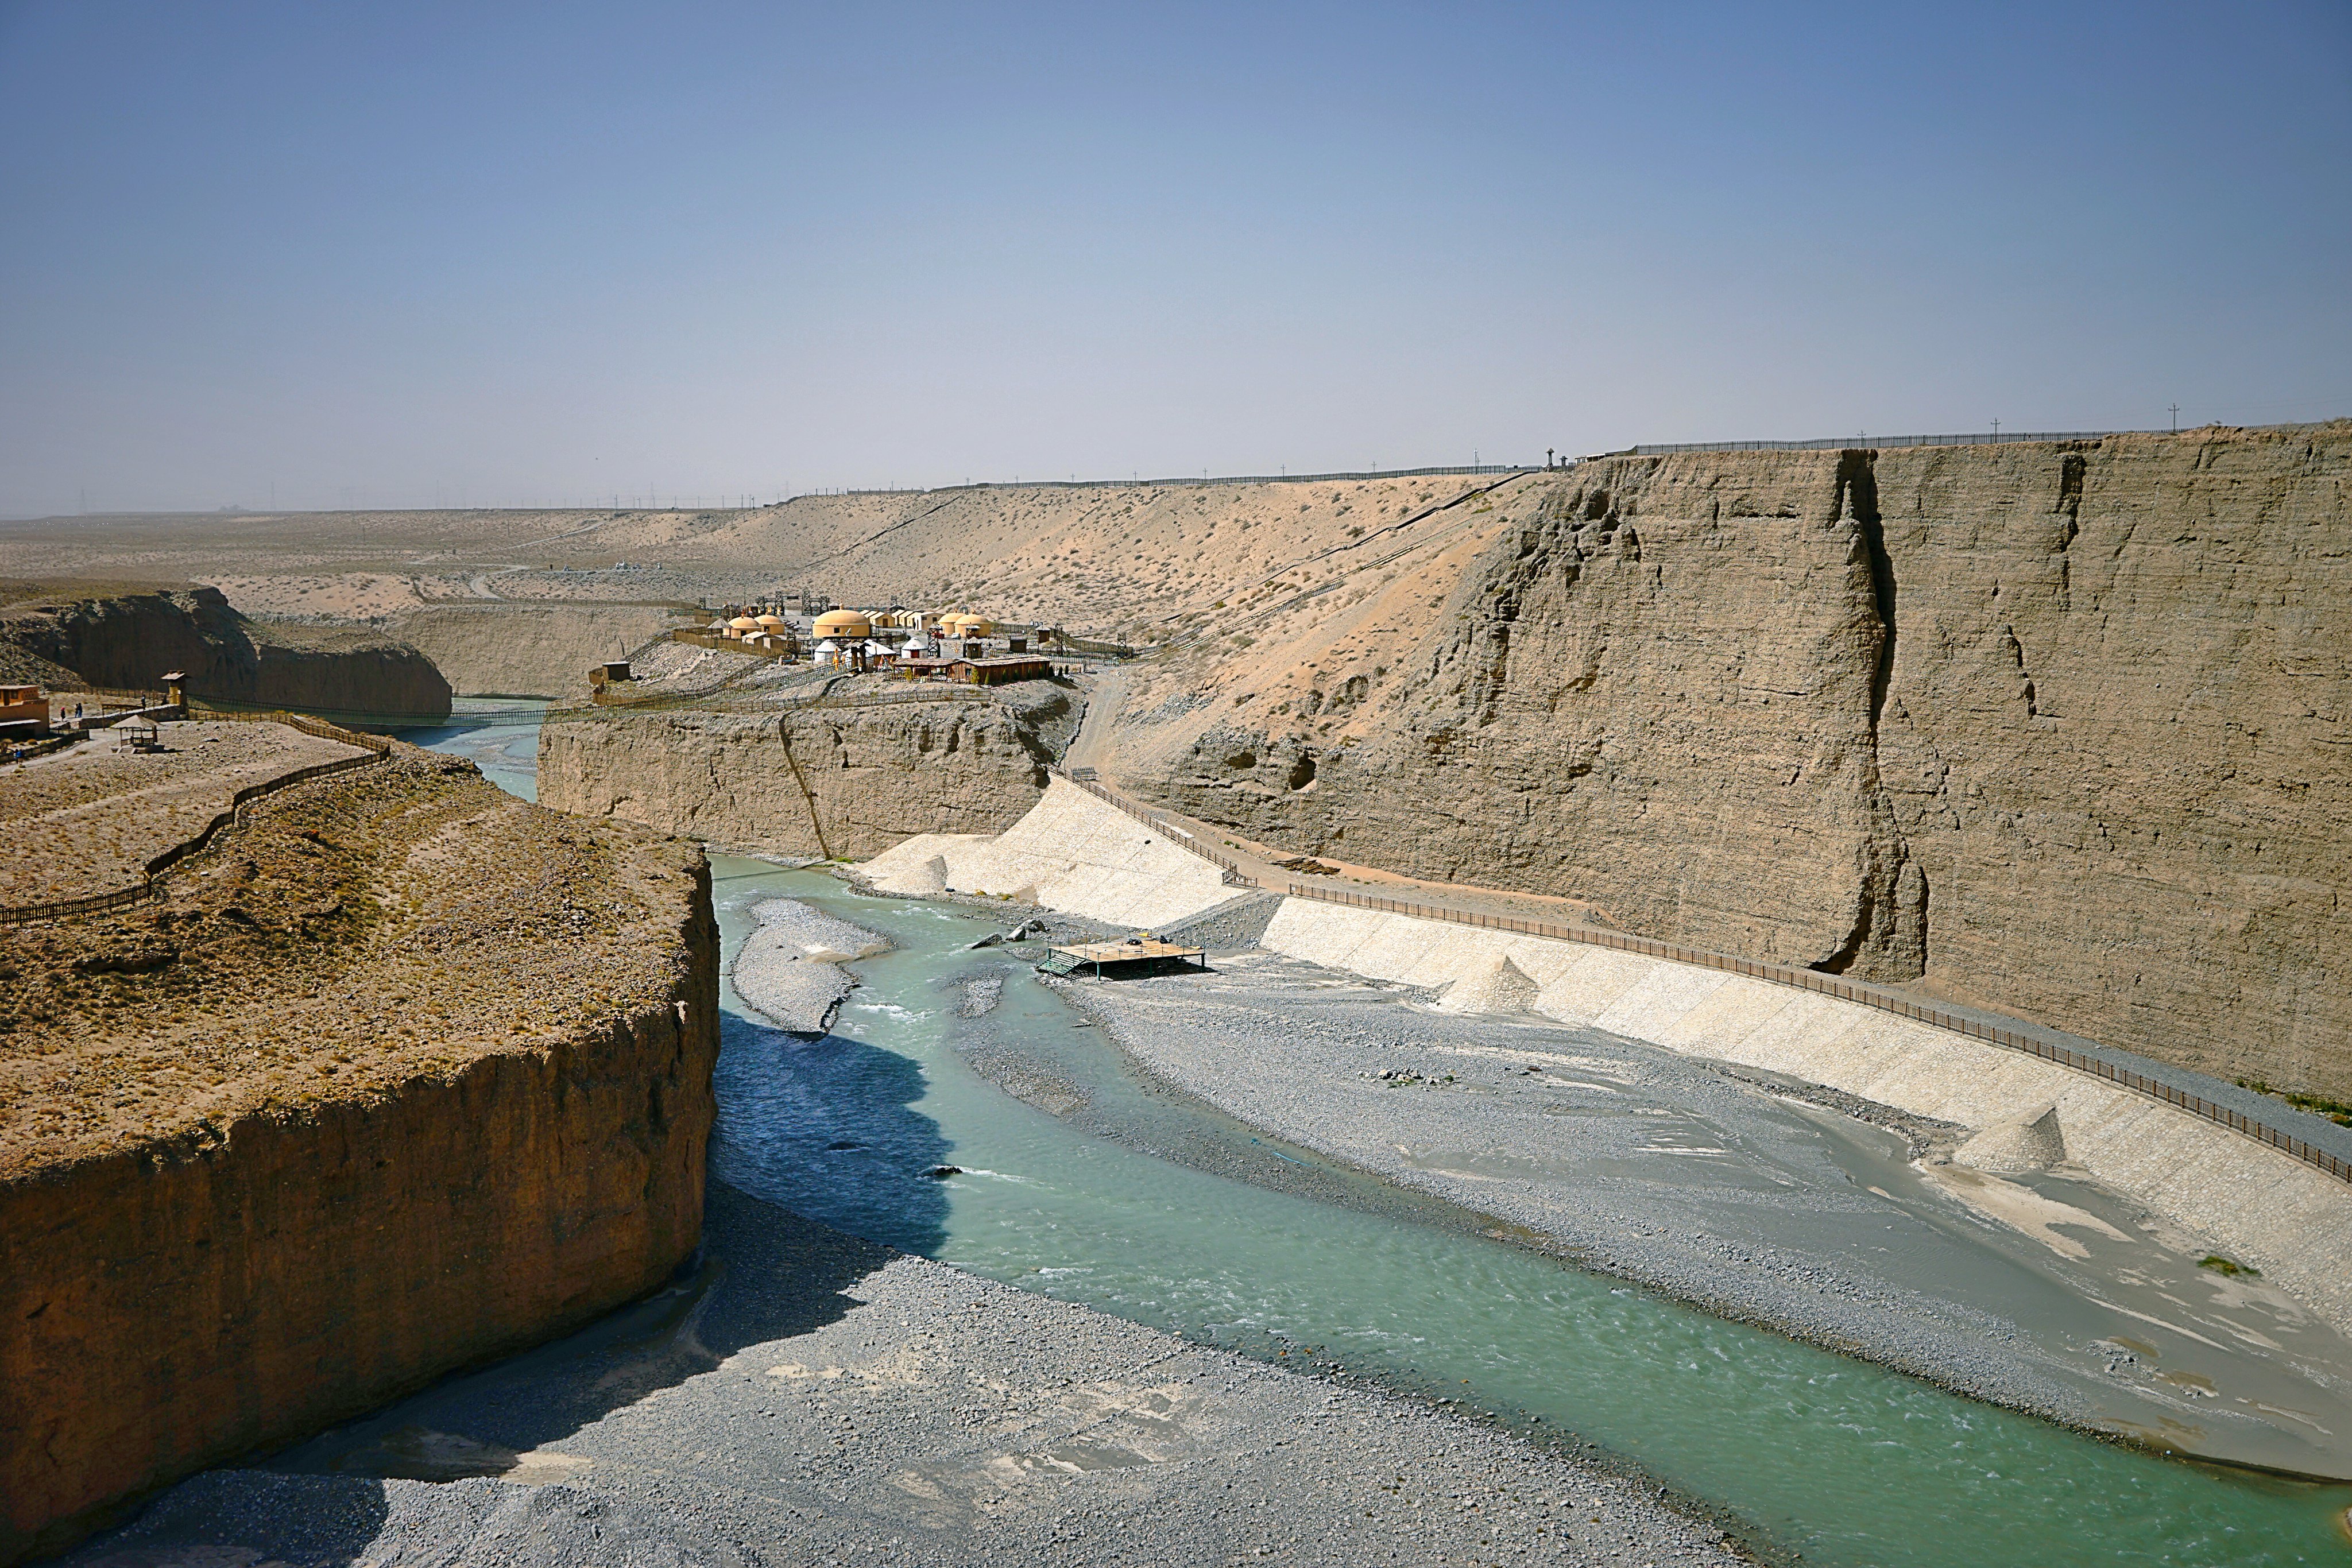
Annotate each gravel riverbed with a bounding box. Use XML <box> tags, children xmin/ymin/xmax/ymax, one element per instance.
<box><xmin>730</xmin><ymin>897</ymin><xmax>895</xmax><ymax>1033</ymax></box>
<box><xmin>68</xmin><ymin>1184</ymin><xmax>1747</xmax><ymax>1568</ymax></box>
<box><xmin>1051</xmin><ymin>951</ymin><xmax>2272</xmax><ymax>1443</ymax></box>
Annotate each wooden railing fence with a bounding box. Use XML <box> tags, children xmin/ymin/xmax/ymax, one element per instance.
<box><xmin>0</xmin><ymin>710</ymin><xmax>391</xmax><ymax>926</ymax></box>
<box><xmin>1048</xmin><ymin>768</ymin><xmax>1258</xmax><ymax>887</ymax></box>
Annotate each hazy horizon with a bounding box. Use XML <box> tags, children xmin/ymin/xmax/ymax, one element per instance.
<box><xmin>2</xmin><ymin>0</ymin><xmax>2346</xmax><ymax>515</ymax></box>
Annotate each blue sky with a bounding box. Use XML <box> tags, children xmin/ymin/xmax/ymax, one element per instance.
<box><xmin>1</xmin><ymin>1</ymin><xmax>2346</xmax><ymax>513</ymax></box>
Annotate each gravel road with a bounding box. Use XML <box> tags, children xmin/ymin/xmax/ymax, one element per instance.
<box><xmin>66</xmin><ymin>1185</ymin><xmax>1747</xmax><ymax>1568</ymax></box>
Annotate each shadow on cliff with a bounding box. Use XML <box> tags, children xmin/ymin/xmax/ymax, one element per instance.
<box><xmin>707</xmin><ymin>1011</ymin><xmax>954</xmax><ymax>1257</ymax></box>
<box><xmin>64</xmin><ymin>1004</ymin><xmax>956</xmax><ymax>1563</ymax></box>
<box><xmin>233</xmin><ymin>1014</ymin><xmax>951</xmax><ymax>1485</ymax></box>
<box><xmin>63</xmin><ymin>1183</ymin><xmax>908</xmax><ymax>1565</ymax></box>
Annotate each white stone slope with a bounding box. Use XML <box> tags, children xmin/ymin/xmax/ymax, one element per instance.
<box><xmin>1262</xmin><ymin>899</ymin><xmax>2352</xmax><ymax>1337</ymax></box>
<box><xmin>854</xmin><ymin>781</ymin><xmax>2352</xmax><ymax>1337</ymax></box>
<box><xmin>858</xmin><ymin>777</ymin><xmax>1233</xmax><ymax>930</ymax></box>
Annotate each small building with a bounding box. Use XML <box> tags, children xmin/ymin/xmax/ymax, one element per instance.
<box><xmin>0</xmin><ymin>683</ymin><xmax>45</xmax><ymax>740</ymax></box>
<box><xmin>950</xmin><ymin>655</ymin><xmax>1051</xmax><ymax>686</ymax></box>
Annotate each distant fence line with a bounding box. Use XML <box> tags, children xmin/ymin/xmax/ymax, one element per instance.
<box><xmin>1281</xmin><ymin>882</ymin><xmax>2352</xmax><ymax>1188</ymax></box>
<box><xmin>42</xmin><ymin>686</ymin><xmax>167</xmax><ymax>710</ymax></box>
<box><xmin>0</xmin><ymin>708</ymin><xmax>390</xmax><ymax>926</ymax></box>
<box><xmin>810</xmin><ymin>463</ymin><xmax>1531</xmax><ymax>501</ymax></box>
<box><xmin>1614</xmin><ymin>418</ymin><xmax>2339</xmax><ymax>457</ymax></box>
<box><xmin>1616</xmin><ymin>429</ymin><xmax>2156</xmax><ymax>456</ymax></box>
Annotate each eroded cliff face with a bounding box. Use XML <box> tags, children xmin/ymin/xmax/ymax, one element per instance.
<box><xmin>0</xmin><ymin>585</ymin><xmax>452</xmax><ymax>723</ymax></box>
<box><xmin>389</xmin><ymin>603</ymin><xmax>674</xmax><ymax>698</ymax></box>
<box><xmin>538</xmin><ymin>683</ymin><xmax>1076</xmax><ymax>859</ymax></box>
<box><xmin>0</xmin><ymin>754</ymin><xmax>717</xmax><ymax>1562</ymax></box>
<box><xmin>1112</xmin><ymin>427</ymin><xmax>2352</xmax><ymax>1095</ymax></box>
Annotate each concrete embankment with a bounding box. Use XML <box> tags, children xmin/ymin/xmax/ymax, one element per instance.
<box><xmin>861</xmin><ymin>776</ymin><xmax>1234</xmax><ymax>928</ymax></box>
<box><xmin>0</xmin><ymin>752</ymin><xmax>718</xmax><ymax>1562</ymax></box>
<box><xmin>1258</xmin><ymin>899</ymin><xmax>2352</xmax><ymax>1338</ymax></box>
<box><xmin>860</xmin><ymin>780</ymin><xmax>2352</xmax><ymax>1347</ymax></box>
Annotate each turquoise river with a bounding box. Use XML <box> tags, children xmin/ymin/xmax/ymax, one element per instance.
<box><xmin>412</xmin><ymin>702</ymin><xmax>2352</xmax><ymax>1566</ymax></box>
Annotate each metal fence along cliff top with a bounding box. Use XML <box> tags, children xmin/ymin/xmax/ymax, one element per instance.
<box><xmin>791</xmin><ymin>420</ymin><xmax>2336</xmax><ymax>500</ymax></box>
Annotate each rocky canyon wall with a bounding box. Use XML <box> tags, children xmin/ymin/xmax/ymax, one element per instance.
<box><xmin>1114</xmin><ymin>427</ymin><xmax>2351</xmax><ymax>1096</ymax></box>
<box><xmin>538</xmin><ymin>684</ymin><xmax>1077</xmax><ymax>860</ymax></box>
<box><xmin>390</xmin><ymin>603</ymin><xmax>675</xmax><ymax>698</ymax></box>
<box><xmin>0</xmin><ymin>585</ymin><xmax>451</xmax><ymax>723</ymax></box>
<box><xmin>0</xmin><ymin>758</ymin><xmax>718</xmax><ymax>1562</ymax></box>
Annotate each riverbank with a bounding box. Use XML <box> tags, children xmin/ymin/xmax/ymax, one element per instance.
<box><xmin>68</xmin><ymin>816</ymin><xmax>2352</xmax><ymax>1565</ymax></box>
<box><xmin>729</xmin><ymin>897</ymin><xmax>892</xmax><ymax>1033</ymax></box>
<box><xmin>1053</xmin><ymin>950</ymin><xmax>2352</xmax><ymax>1480</ymax></box>
<box><xmin>67</xmin><ymin>1166</ymin><xmax>1746</xmax><ymax>1568</ymax></box>
<box><xmin>3</xmin><ymin>745</ymin><xmax>717</xmax><ymax>1562</ymax></box>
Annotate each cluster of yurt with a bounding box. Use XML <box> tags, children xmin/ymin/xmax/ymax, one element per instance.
<box><xmin>811</xmin><ymin>608</ymin><xmax>895</xmax><ymax>669</ymax></box>
<box><xmin>937</xmin><ymin>611</ymin><xmax>996</xmax><ymax>638</ymax></box>
<box><xmin>719</xmin><ymin>610</ymin><xmax>795</xmax><ymax>655</ymax></box>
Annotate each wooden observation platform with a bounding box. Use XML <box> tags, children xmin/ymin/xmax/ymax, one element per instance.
<box><xmin>1036</xmin><ymin>936</ymin><xmax>1208</xmax><ymax>979</ymax></box>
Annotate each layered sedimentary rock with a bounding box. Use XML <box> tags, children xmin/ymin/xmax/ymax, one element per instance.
<box><xmin>389</xmin><ymin>603</ymin><xmax>674</xmax><ymax>698</ymax></box>
<box><xmin>1110</xmin><ymin>426</ymin><xmax>2351</xmax><ymax>1096</ymax></box>
<box><xmin>0</xmin><ymin>584</ymin><xmax>451</xmax><ymax>723</ymax></box>
<box><xmin>19</xmin><ymin>428</ymin><xmax>2336</xmax><ymax>1097</ymax></box>
<box><xmin>0</xmin><ymin>749</ymin><xmax>718</xmax><ymax>1563</ymax></box>
<box><xmin>539</xmin><ymin>683</ymin><xmax>1075</xmax><ymax>859</ymax></box>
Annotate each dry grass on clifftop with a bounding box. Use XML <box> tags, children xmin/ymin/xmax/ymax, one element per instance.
<box><xmin>0</xmin><ymin>747</ymin><xmax>706</xmax><ymax>1178</ymax></box>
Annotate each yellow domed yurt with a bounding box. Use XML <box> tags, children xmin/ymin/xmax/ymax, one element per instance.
<box><xmin>813</xmin><ymin>609</ymin><xmax>874</xmax><ymax>640</ymax></box>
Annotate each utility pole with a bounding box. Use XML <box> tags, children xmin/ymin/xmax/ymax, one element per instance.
<box><xmin>2169</xmin><ymin>403</ymin><xmax>2180</xmax><ymax>432</ymax></box>
<box><xmin>1990</xmin><ymin>418</ymin><xmax>2000</xmax><ymax>443</ymax></box>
